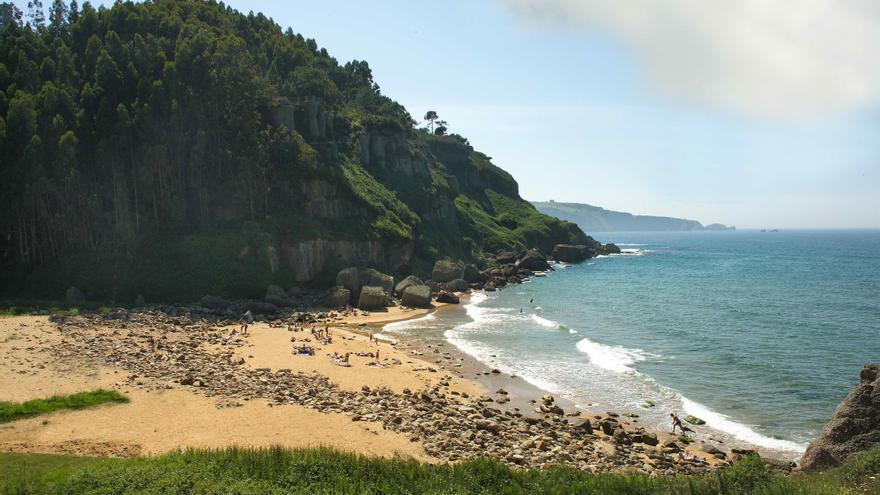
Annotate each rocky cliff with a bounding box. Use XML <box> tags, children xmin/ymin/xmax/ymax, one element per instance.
<box><xmin>801</xmin><ymin>364</ymin><xmax>880</xmax><ymax>470</ymax></box>
<box><xmin>0</xmin><ymin>1</ymin><xmax>589</xmax><ymax>301</ymax></box>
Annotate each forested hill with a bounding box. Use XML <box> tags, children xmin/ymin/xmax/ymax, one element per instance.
<box><xmin>0</xmin><ymin>0</ymin><xmax>589</xmax><ymax>301</ymax></box>
<box><xmin>533</xmin><ymin>201</ymin><xmax>735</xmax><ymax>232</ymax></box>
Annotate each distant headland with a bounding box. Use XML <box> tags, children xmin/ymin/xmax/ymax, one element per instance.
<box><xmin>533</xmin><ymin>201</ymin><xmax>735</xmax><ymax>232</ymax></box>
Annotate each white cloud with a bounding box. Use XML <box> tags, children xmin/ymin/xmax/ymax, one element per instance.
<box><xmin>501</xmin><ymin>0</ymin><xmax>880</xmax><ymax>118</ymax></box>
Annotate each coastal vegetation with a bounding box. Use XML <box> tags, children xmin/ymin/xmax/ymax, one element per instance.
<box><xmin>2</xmin><ymin>445</ymin><xmax>878</xmax><ymax>494</ymax></box>
<box><xmin>0</xmin><ymin>389</ymin><xmax>128</xmax><ymax>424</ymax></box>
<box><xmin>0</xmin><ymin>0</ymin><xmax>587</xmax><ymax>302</ymax></box>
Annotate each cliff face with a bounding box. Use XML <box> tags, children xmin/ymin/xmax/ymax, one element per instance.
<box><xmin>0</xmin><ymin>0</ymin><xmax>586</xmax><ymax>301</ymax></box>
<box><xmin>801</xmin><ymin>365</ymin><xmax>880</xmax><ymax>471</ymax></box>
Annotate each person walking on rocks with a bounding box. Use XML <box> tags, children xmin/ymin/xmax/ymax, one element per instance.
<box><xmin>671</xmin><ymin>412</ymin><xmax>685</xmax><ymax>434</ymax></box>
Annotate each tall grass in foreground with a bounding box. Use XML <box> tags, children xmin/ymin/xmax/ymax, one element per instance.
<box><xmin>0</xmin><ymin>390</ymin><xmax>129</xmax><ymax>424</ymax></box>
<box><xmin>2</xmin><ymin>445</ymin><xmax>878</xmax><ymax>494</ymax></box>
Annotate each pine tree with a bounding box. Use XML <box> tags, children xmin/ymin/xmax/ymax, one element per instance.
<box><xmin>26</xmin><ymin>0</ymin><xmax>45</xmax><ymax>28</ymax></box>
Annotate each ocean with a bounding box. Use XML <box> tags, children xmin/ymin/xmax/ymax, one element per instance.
<box><xmin>384</xmin><ymin>230</ymin><xmax>880</xmax><ymax>457</ymax></box>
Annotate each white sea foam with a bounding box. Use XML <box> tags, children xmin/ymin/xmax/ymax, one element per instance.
<box><xmin>680</xmin><ymin>397</ymin><xmax>807</xmax><ymax>453</ymax></box>
<box><xmin>382</xmin><ymin>312</ymin><xmax>435</xmax><ymax>334</ymax></box>
<box><xmin>531</xmin><ymin>314</ymin><xmax>557</xmax><ymax>328</ymax></box>
<box><xmin>575</xmin><ymin>337</ymin><xmax>654</xmax><ymax>373</ymax></box>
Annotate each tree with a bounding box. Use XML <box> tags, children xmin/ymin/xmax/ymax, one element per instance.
<box><xmin>0</xmin><ymin>3</ymin><xmax>23</xmax><ymax>27</ymax></box>
<box><xmin>48</xmin><ymin>0</ymin><xmax>68</xmax><ymax>35</ymax></box>
<box><xmin>26</xmin><ymin>0</ymin><xmax>44</xmax><ymax>28</ymax></box>
<box><xmin>434</xmin><ymin>120</ymin><xmax>448</xmax><ymax>136</ymax></box>
<box><xmin>424</xmin><ymin>110</ymin><xmax>438</xmax><ymax>133</ymax></box>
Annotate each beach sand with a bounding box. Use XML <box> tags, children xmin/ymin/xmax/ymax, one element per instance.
<box><xmin>0</xmin><ymin>309</ymin><xmax>470</xmax><ymax>461</ymax></box>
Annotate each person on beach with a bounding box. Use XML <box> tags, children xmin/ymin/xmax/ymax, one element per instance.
<box><xmin>670</xmin><ymin>413</ymin><xmax>685</xmax><ymax>434</ymax></box>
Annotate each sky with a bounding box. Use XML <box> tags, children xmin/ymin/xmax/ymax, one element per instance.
<box><xmin>25</xmin><ymin>0</ymin><xmax>880</xmax><ymax>228</ymax></box>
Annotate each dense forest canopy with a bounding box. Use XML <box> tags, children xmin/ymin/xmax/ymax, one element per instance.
<box><xmin>0</xmin><ymin>0</ymin><xmax>588</xmax><ymax>301</ymax></box>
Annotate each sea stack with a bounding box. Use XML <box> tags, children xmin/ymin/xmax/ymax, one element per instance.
<box><xmin>800</xmin><ymin>364</ymin><xmax>880</xmax><ymax>470</ymax></box>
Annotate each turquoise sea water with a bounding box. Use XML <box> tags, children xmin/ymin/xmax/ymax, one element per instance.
<box><xmin>385</xmin><ymin>230</ymin><xmax>880</xmax><ymax>456</ymax></box>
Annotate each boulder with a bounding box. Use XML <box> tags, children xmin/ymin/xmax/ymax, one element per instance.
<box><xmin>601</xmin><ymin>243</ymin><xmax>622</xmax><ymax>255</ymax></box>
<box><xmin>445</xmin><ymin>278</ymin><xmax>470</xmax><ymax>293</ymax></box>
<box><xmin>394</xmin><ymin>275</ymin><xmax>424</xmax><ymax>297</ymax></box>
<box><xmin>632</xmin><ymin>431</ymin><xmax>659</xmax><ymax>446</ymax></box>
<box><xmin>322</xmin><ymin>286</ymin><xmax>351</xmax><ymax>309</ymax></box>
<box><xmin>201</xmin><ymin>295</ymin><xmax>231</xmax><ymax>310</ymax></box>
<box><xmin>684</xmin><ymin>415</ymin><xmax>706</xmax><ymax>426</ymax></box>
<box><xmin>432</xmin><ymin>259</ymin><xmax>462</xmax><ymax>283</ymax></box>
<box><xmin>552</xmin><ymin>244</ymin><xmax>592</xmax><ymax>263</ymax></box>
<box><xmin>599</xmin><ymin>419</ymin><xmax>618</xmax><ymax>435</ymax></box>
<box><xmin>362</xmin><ymin>268</ymin><xmax>394</xmax><ymax>295</ymax></box>
<box><xmin>462</xmin><ymin>264</ymin><xmax>483</xmax><ymax>283</ymax></box>
<box><xmin>578</xmin><ymin>420</ymin><xmax>594</xmax><ymax>434</ymax></box>
<box><xmin>613</xmin><ymin>428</ymin><xmax>632</xmax><ymax>445</ymax></box>
<box><xmin>246</xmin><ymin>300</ymin><xmax>277</xmax><ymax>314</ymax></box>
<box><xmin>357</xmin><ymin>286</ymin><xmax>388</xmax><ymax>310</ymax></box>
<box><xmin>801</xmin><ymin>364</ymin><xmax>880</xmax><ymax>471</ymax></box>
<box><xmin>401</xmin><ymin>285</ymin><xmax>432</xmax><ymax>308</ymax></box>
<box><xmin>336</xmin><ymin>267</ymin><xmax>360</xmax><ymax>299</ymax></box>
<box><xmin>495</xmin><ymin>251</ymin><xmax>518</xmax><ymax>264</ymax></box>
<box><xmin>435</xmin><ymin>291</ymin><xmax>460</xmax><ymax>304</ymax></box>
<box><xmin>65</xmin><ymin>286</ymin><xmax>85</xmax><ymax>304</ymax></box>
<box><xmin>264</xmin><ymin>284</ymin><xmax>292</xmax><ymax>307</ymax></box>
<box><xmin>425</xmin><ymin>280</ymin><xmax>441</xmax><ymax>293</ymax></box>
<box><xmin>517</xmin><ymin>248</ymin><xmax>551</xmax><ymax>271</ymax></box>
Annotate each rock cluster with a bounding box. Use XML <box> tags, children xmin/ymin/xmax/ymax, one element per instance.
<box><xmin>44</xmin><ymin>308</ymin><xmax>742</xmax><ymax>475</ymax></box>
<box><xmin>801</xmin><ymin>364</ymin><xmax>880</xmax><ymax>471</ymax></box>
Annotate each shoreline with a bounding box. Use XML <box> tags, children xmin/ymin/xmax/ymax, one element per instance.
<box><xmin>380</xmin><ymin>287</ymin><xmax>803</xmax><ymax>464</ymax></box>
<box><xmin>0</xmin><ymin>301</ymin><xmax>782</xmax><ymax>473</ymax></box>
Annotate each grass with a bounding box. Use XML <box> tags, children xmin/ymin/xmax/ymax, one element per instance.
<box><xmin>0</xmin><ymin>445</ymin><xmax>877</xmax><ymax>494</ymax></box>
<box><xmin>0</xmin><ymin>390</ymin><xmax>129</xmax><ymax>424</ymax></box>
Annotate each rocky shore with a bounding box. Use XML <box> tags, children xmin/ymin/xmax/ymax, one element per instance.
<box><xmin>40</xmin><ymin>305</ymin><xmax>786</xmax><ymax>475</ymax></box>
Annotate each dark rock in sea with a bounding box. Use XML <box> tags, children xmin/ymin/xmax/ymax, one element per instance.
<box><xmin>436</xmin><ymin>291</ymin><xmax>459</xmax><ymax>304</ymax></box>
<box><xmin>552</xmin><ymin>244</ymin><xmax>592</xmax><ymax>262</ymax></box>
<box><xmin>65</xmin><ymin>286</ymin><xmax>85</xmax><ymax>304</ymax></box>
<box><xmin>801</xmin><ymin>364</ymin><xmax>880</xmax><ymax>471</ymax></box>
<box><xmin>432</xmin><ymin>259</ymin><xmax>463</xmax><ymax>283</ymax></box>
<box><xmin>685</xmin><ymin>415</ymin><xmax>706</xmax><ymax>425</ymax></box>
<box><xmin>394</xmin><ymin>275</ymin><xmax>424</xmax><ymax>297</ymax></box>
<box><xmin>462</xmin><ymin>264</ymin><xmax>483</xmax><ymax>283</ymax></box>
<box><xmin>601</xmin><ymin>243</ymin><xmax>621</xmax><ymax>255</ymax></box>
<box><xmin>357</xmin><ymin>286</ymin><xmax>388</xmax><ymax>310</ymax></box>
<box><xmin>322</xmin><ymin>286</ymin><xmax>351</xmax><ymax>309</ymax></box>
<box><xmin>401</xmin><ymin>285</ymin><xmax>432</xmax><ymax>308</ymax></box>
<box><xmin>517</xmin><ymin>248</ymin><xmax>550</xmax><ymax>271</ymax></box>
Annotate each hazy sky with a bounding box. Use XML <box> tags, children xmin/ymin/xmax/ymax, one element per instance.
<box><xmin>28</xmin><ymin>0</ymin><xmax>880</xmax><ymax>228</ymax></box>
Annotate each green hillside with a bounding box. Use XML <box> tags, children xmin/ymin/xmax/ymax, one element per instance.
<box><xmin>0</xmin><ymin>0</ymin><xmax>587</xmax><ymax>301</ymax></box>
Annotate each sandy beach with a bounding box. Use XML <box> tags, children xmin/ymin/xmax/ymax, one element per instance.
<box><xmin>0</xmin><ymin>302</ymin><xmax>737</xmax><ymax>474</ymax></box>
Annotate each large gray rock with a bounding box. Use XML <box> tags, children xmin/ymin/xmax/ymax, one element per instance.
<box><xmin>65</xmin><ymin>286</ymin><xmax>85</xmax><ymax>304</ymax></box>
<box><xmin>445</xmin><ymin>278</ymin><xmax>470</xmax><ymax>293</ymax></box>
<box><xmin>401</xmin><ymin>285</ymin><xmax>432</xmax><ymax>308</ymax></box>
<box><xmin>362</xmin><ymin>268</ymin><xmax>394</xmax><ymax>295</ymax></box>
<box><xmin>322</xmin><ymin>286</ymin><xmax>351</xmax><ymax>309</ymax></box>
<box><xmin>357</xmin><ymin>286</ymin><xmax>388</xmax><ymax>310</ymax></box>
<box><xmin>394</xmin><ymin>275</ymin><xmax>424</xmax><ymax>297</ymax></box>
<box><xmin>462</xmin><ymin>264</ymin><xmax>482</xmax><ymax>283</ymax></box>
<box><xmin>432</xmin><ymin>259</ymin><xmax>462</xmax><ymax>283</ymax></box>
<box><xmin>336</xmin><ymin>267</ymin><xmax>360</xmax><ymax>299</ymax></box>
<box><xmin>246</xmin><ymin>300</ymin><xmax>278</xmax><ymax>314</ymax></box>
<box><xmin>801</xmin><ymin>364</ymin><xmax>880</xmax><ymax>471</ymax></box>
<box><xmin>264</xmin><ymin>284</ymin><xmax>291</xmax><ymax>307</ymax></box>
<box><xmin>552</xmin><ymin>244</ymin><xmax>593</xmax><ymax>263</ymax></box>
<box><xmin>436</xmin><ymin>291</ymin><xmax>460</xmax><ymax>304</ymax></box>
<box><xmin>517</xmin><ymin>248</ymin><xmax>550</xmax><ymax>271</ymax></box>
<box><xmin>201</xmin><ymin>295</ymin><xmax>231</xmax><ymax>310</ymax></box>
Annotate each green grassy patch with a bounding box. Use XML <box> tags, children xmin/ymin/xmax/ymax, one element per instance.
<box><xmin>1</xmin><ymin>446</ymin><xmax>878</xmax><ymax>494</ymax></box>
<box><xmin>0</xmin><ymin>390</ymin><xmax>129</xmax><ymax>424</ymax></box>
